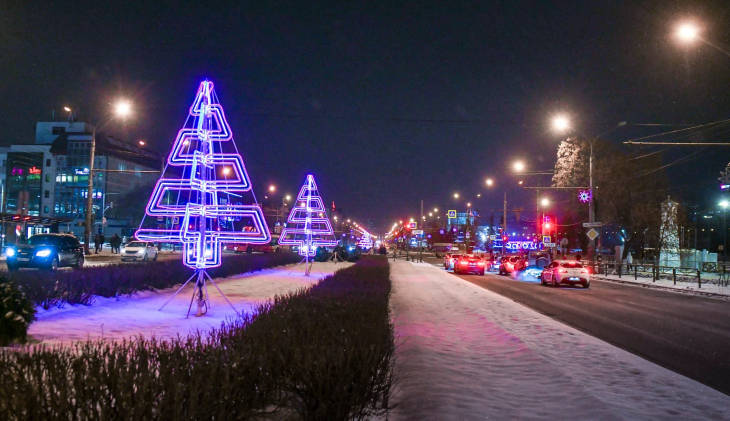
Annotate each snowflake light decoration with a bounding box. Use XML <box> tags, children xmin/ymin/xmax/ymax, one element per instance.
<box><xmin>578</xmin><ymin>190</ymin><xmax>592</xmax><ymax>203</ymax></box>
<box><xmin>719</xmin><ymin>163</ymin><xmax>730</xmax><ymax>190</ymax></box>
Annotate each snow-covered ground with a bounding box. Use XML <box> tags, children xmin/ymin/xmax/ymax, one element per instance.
<box><xmin>387</xmin><ymin>260</ymin><xmax>730</xmax><ymax>419</ymax></box>
<box><xmin>28</xmin><ymin>262</ymin><xmax>350</xmax><ymax>345</ymax></box>
<box><xmin>594</xmin><ymin>274</ymin><xmax>730</xmax><ymax>298</ymax></box>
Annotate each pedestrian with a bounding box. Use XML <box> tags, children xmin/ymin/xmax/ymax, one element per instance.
<box><xmin>111</xmin><ymin>234</ymin><xmax>121</xmax><ymax>254</ymax></box>
<box><xmin>626</xmin><ymin>252</ymin><xmax>633</xmax><ymax>271</ymax></box>
<box><xmin>392</xmin><ymin>247</ymin><xmax>397</xmax><ymax>261</ymax></box>
<box><xmin>93</xmin><ymin>234</ymin><xmax>100</xmax><ymax>254</ymax></box>
<box><xmin>98</xmin><ymin>233</ymin><xmax>106</xmax><ymax>253</ymax></box>
<box><xmin>575</xmin><ymin>253</ymin><xmax>581</xmax><ymax>261</ymax></box>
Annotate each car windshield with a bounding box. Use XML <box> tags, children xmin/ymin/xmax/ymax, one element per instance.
<box><xmin>560</xmin><ymin>262</ymin><xmax>583</xmax><ymax>268</ymax></box>
<box><xmin>127</xmin><ymin>241</ymin><xmax>146</xmax><ymax>248</ymax></box>
<box><xmin>28</xmin><ymin>235</ymin><xmax>59</xmax><ymax>246</ymax></box>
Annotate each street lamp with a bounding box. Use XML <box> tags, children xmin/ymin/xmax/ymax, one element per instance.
<box><xmin>269</xmin><ymin>185</ymin><xmax>276</xmax><ymax>193</ymax></box>
<box><xmin>552</xmin><ymin>115</ymin><xmax>625</xmax><ymax>260</ymax></box>
<box><xmin>454</xmin><ymin>193</ymin><xmax>459</xmax><ymax>199</ymax></box>
<box><xmin>674</xmin><ymin>21</ymin><xmax>730</xmax><ymax>58</ymax></box>
<box><xmin>84</xmin><ymin>99</ymin><xmax>132</xmax><ymax>255</ymax></box>
<box><xmin>513</xmin><ymin>161</ymin><xmax>525</xmax><ymax>173</ymax></box>
<box><xmin>540</xmin><ymin>198</ymin><xmax>550</xmax><ymax>207</ymax></box>
<box><xmin>721</xmin><ymin>200</ymin><xmax>729</xmax><ymax>262</ymax></box>
<box><xmin>486</xmin><ymin>178</ymin><xmax>494</xmax><ymax>187</ymax></box>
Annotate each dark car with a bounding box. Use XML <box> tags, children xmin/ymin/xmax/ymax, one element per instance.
<box><xmin>6</xmin><ymin>234</ymin><xmax>84</xmax><ymax>271</ymax></box>
<box><xmin>454</xmin><ymin>254</ymin><xmax>486</xmax><ymax>275</ymax></box>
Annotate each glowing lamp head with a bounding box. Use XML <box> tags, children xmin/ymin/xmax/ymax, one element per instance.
<box><xmin>454</xmin><ymin>193</ymin><xmax>459</xmax><ymax>199</ymax></box>
<box><xmin>138</xmin><ymin>140</ymin><xmax>145</xmax><ymax>146</ymax></box>
<box><xmin>486</xmin><ymin>178</ymin><xmax>494</xmax><ymax>187</ymax></box>
<box><xmin>541</xmin><ymin>198</ymin><xmax>550</xmax><ymax>207</ymax></box>
<box><xmin>677</xmin><ymin>23</ymin><xmax>699</xmax><ymax>42</ymax></box>
<box><xmin>269</xmin><ymin>185</ymin><xmax>276</xmax><ymax>192</ymax></box>
<box><xmin>433</xmin><ymin>208</ymin><xmax>438</xmax><ymax>212</ymax></box>
<box><xmin>222</xmin><ymin>167</ymin><xmax>231</xmax><ymax>175</ymax></box>
<box><xmin>63</xmin><ymin>106</ymin><xmax>72</xmax><ymax>112</ymax></box>
<box><xmin>720</xmin><ymin>200</ymin><xmax>729</xmax><ymax>209</ymax></box>
<box><xmin>552</xmin><ymin>115</ymin><xmax>570</xmax><ymax>132</ymax></box>
<box><xmin>513</xmin><ymin>161</ymin><xmax>525</xmax><ymax>173</ymax></box>
<box><xmin>114</xmin><ymin>100</ymin><xmax>132</xmax><ymax>117</ymax></box>
<box><xmin>285</xmin><ymin>195</ymin><xmax>291</xmax><ymax>201</ymax></box>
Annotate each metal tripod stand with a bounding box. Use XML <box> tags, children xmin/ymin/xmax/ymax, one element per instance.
<box><xmin>159</xmin><ymin>269</ymin><xmax>241</xmax><ymax>318</ymax></box>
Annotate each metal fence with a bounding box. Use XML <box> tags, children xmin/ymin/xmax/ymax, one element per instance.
<box><xmin>583</xmin><ymin>261</ymin><xmax>730</xmax><ymax>288</ymax></box>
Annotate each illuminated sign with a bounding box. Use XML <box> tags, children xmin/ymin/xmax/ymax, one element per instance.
<box><xmin>504</xmin><ymin>241</ymin><xmax>540</xmax><ymax>250</ymax></box>
<box><xmin>578</xmin><ymin>190</ymin><xmax>592</xmax><ymax>203</ymax></box>
<box><xmin>75</xmin><ymin>168</ymin><xmax>90</xmax><ymax>175</ymax></box>
<box><xmin>29</xmin><ymin>167</ymin><xmax>41</xmax><ymax>175</ymax></box>
<box><xmin>408</xmin><ymin>222</ymin><xmax>417</xmax><ymax>229</ymax></box>
<box><xmin>447</xmin><ymin>210</ymin><xmax>457</xmax><ymax>218</ymax></box>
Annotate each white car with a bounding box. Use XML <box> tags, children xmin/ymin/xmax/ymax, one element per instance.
<box><xmin>121</xmin><ymin>241</ymin><xmax>158</xmax><ymax>262</ymax></box>
<box><xmin>540</xmin><ymin>260</ymin><xmax>590</xmax><ymax>288</ymax></box>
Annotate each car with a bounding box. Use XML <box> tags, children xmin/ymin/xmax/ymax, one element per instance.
<box><xmin>121</xmin><ymin>241</ymin><xmax>158</xmax><ymax>262</ymax></box>
<box><xmin>541</xmin><ymin>260</ymin><xmax>590</xmax><ymax>288</ymax></box>
<box><xmin>6</xmin><ymin>233</ymin><xmax>84</xmax><ymax>271</ymax></box>
<box><xmin>444</xmin><ymin>253</ymin><xmax>462</xmax><ymax>270</ymax></box>
<box><xmin>499</xmin><ymin>255</ymin><xmax>526</xmax><ymax>275</ymax></box>
<box><xmin>453</xmin><ymin>254</ymin><xmax>485</xmax><ymax>275</ymax></box>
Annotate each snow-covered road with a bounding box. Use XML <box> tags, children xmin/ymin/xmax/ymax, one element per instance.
<box><xmin>387</xmin><ymin>260</ymin><xmax>730</xmax><ymax>419</ymax></box>
<box><xmin>28</xmin><ymin>262</ymin><xmax>350</xmax><ymax>345</ymax></box>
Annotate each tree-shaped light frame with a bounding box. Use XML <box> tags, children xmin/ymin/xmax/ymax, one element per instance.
<box><xmin>279</xmin><ymin>174</ymin><xmax>337</xmax><ymax>256</ymax></box>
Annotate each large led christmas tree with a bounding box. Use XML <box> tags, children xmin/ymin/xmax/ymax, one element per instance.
<box><xmin>358</xmin><ymin>233</ymin><xmax>373</xmax><ymax>250</ymax></box>
<box><xmin>279</xmin><ymin>174</ymin><xmax>337</xmax><ymax>275</ymax></box>
<box><xmin>137</xmin><ymin>80</ymin><xmax>270</xmax><ymax>317</ymax></box>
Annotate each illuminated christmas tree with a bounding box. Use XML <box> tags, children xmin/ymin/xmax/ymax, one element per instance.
<box><xmin>358</xmin><ymin>233</ymin><xmax>373</xmax><ymax>249</ymax></box>
<box><xmin>279</xmin><ymin>175</ymin><xmax>337</xmax><ymax>274</ymax></box>
<box><xmin>136</xmin><ymin>80</ymin><xmax>270</xmax><ymax>316</ymax></box>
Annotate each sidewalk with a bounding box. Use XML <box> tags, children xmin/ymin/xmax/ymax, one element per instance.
<box><xmin>594</xmin><ymin>273</ymin><xmax>730</xmax><ymax>298</ymax></box>
<box><xmin>387</xmin><ymin>260</ymin><xmax>730</xmax><ymax>419</ymax></box>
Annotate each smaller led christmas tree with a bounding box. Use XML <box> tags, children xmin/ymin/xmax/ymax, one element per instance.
<box><xmin>358</xmin><ymin>233</ymin><xmax>373</xmax><ymax>250</ymax></box>
<box><xmin>279</xmin><ymin>174</ymin><xmax>337</xmax><ymax>275</ymax></box>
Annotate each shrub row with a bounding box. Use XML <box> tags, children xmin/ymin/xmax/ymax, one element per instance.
<box><xmin>5</xmin><ymin>252</ymin><xmax>301</xmax><ymax>309</ymax></box>
<box><xmin>0</xmin><ymin>256</ymin><xmax>394</xmax><ymax>420</ymax></box>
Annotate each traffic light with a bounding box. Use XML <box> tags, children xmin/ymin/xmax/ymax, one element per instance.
<box><xmin>502</xmin><ymin>235</ymin><xmax>508</xmax><ymax>242</ymax></box>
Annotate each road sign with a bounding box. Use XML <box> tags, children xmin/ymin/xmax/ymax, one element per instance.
<box><xmin>583</xmin><ymin>222</ymin><xmax>603</xmax><ymax>228</ymax></box>
<box><xmin>560</xmin><ymin>238</ymin><xmax>569</xmax><ymax>247</ymax></box>
<box><xmin>412</xmin><ymin>230</ymin><xmax>424</xmax><ymax>235</ymax></box>
<box><xmin>587</xmin><ymin>228</ymin><xmax>599</xmax><ymax>241</ymax></box>
<box><xmin>489</xmin><ymin>235</ymin><xmax>496</xmax><ymax>240</ymax></box>
<box><xmin>447</xmin><ymin>210</ymin><xmax>457</xmax><ymax>218</ymax></box>
<box><xmin>542</xmin><ymin>236</ymin><xmax>551</xmax><ymax>245</ymax></box>
<box><xmin>408</xmin><ymin>222</ymin><xmax>417</xmax><ymax>229</ymax></box>
<box><xmin>545</xmin><ymin>242</ymin><xmax>556</xmax><ymax>248</ymax></box>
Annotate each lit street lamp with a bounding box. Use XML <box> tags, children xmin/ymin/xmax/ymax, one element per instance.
<box><xmin>84</xmin><ymin>99</ymin><xmax>132</xmax><ymax>255</ymax></box>
<box><xmin>674</xmin><ymin>21</ymin><xmax>730</xmax><ymax>58</ymax></box>
<box><xmin>552</xmin><ymin>115</ymin><xmax>625</xmax><ymax>261</ymax></box>
<box><xmin>721</xmin><ymin>200</ymin><xmax>729</xmax><ymax>262</ymax></box>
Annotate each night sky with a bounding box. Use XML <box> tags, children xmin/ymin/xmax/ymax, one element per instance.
<box><xmin>2</xmin><ymin>1</ymin><xmax>730</xmax><ymax>233</ymax></box>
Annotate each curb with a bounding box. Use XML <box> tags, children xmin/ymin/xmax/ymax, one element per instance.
<box><xmin>593</xmin><ymin>275</ymin><xmax>730</xmax><ymax>300</ymax></box>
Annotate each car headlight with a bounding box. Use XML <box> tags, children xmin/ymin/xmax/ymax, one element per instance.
<box><xmin>137</xmin><ymin>249</ymin><xmax>145</xmax><ymax>254</ymax></box>
<box><xmin>6</xmin><ymin>248</ymin><xmax>15</xmax><ymax>257</ymax></box>
<box><xmin>36</xmin><ymin>249</ymin><xmax>52</xmax><ymax>258</ymax></box>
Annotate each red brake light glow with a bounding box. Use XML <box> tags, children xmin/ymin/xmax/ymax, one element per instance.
<box><xmin>558</xmin><ymin>269</ymin><xmax>568</xmax><ymax>273</ymax></box>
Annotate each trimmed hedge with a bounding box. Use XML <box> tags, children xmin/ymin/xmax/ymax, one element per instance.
<box><xmin>5</xmin><ymin>252</ymin><xmax>301</xmax><ymax>309</ymax></box>
<box><xmin>0</xmin><ymin>281</ymin><xmax>35</xmax><ymax>346</ymax></box>
<box><xmin>0</xmin><ymin>256</ymin><xmax>394</xmax><ymax>420</ymax></box>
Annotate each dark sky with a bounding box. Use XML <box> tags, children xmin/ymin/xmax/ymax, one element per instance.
<box><xmin>2</xmin><ymin>1</ymin><xmax>730</xmax><ymax>233</ymax></box>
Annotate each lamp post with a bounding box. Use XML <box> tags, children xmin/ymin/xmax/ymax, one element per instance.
<box><xmin>552</xmin><ymin>116</ymin><xmax>625</xmax><ymax>261</ymax></box>
<box><xmin>675</xmin><ymin>22</ymin><xmax>730</xmax><ymax>59</ymax></box>
<box><xmin>83</xmin><ymin>100</ymin><xmax>132</xmax><ymax>255</ymax></box>
<box><xmin>721</xmin><ymin>200</ymin><xmax>729</xmax><ymax>262</ymax></box>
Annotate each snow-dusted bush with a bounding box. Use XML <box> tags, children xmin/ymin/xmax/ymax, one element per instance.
<box><xmin>0</xmin><ymin>256</ymin><xmax>395</xmax><ymax>419</ymax></box>
<box><xmin>0</xmin><ymin>280</ymin><xmax>36</xmax><ymax>345</ymax></box>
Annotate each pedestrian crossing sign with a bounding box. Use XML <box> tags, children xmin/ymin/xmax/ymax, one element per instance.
<box><xmin>542</xmin><ymin>236</ymin><xmax>551</xmax><ymax>245</ymax></box>
<box><xmin>447</xmin><ymin>210</ymin><xmax>457</xmax><ymax>218</ymax></box>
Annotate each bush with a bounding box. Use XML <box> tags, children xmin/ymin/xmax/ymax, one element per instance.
<box><xmin>0</xmin><ymin>281</ymin><xmax>36</xmax><ymax>346</ymax></box>
<box><xmin>4</xmin><ymin>252</ymin><xmax>301</xmax><ymax>309</ymax></box>
<box><xmin>0</xmin><ymin>256</ymin><xmax>394</xmax><ymax>419</ymax></box>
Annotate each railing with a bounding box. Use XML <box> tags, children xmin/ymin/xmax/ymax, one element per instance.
<box><xmin>582</xmin><ymin>261</ymin><xmax>728</xmax><ymax>288</ymax></box>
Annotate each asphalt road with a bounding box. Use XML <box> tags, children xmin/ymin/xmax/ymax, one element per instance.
<box><xmin>423</xmin><ymin>256</ymin><xmax>730</xmax><ymax>396</ymax></box>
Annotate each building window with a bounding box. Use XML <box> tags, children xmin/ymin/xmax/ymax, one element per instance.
<box><xmin>46</xmin><ymin>158</ymin><xmax>51</xmax><ymax>167</ymax></box>
<box><xmin>44</xmin><ymin>206</ymin><xmax>49</xmax><ymax>213</ymax></box>
<box><xmin>45</xmin><ymin>174</ymin><xmax>50</xmax><ymax>182</ymax></box>
<box><xmin>52</xmin><ymin>126</ymin><xmax>66</xmax><ymax>135</ymax></box>
<box><xmin>44</xmin><ymin>190</ymin><xmax>49</xmax><ymax>198</ymax></box>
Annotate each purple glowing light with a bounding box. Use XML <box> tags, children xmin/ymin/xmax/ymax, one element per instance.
<box><xmin>578</xmin><ymin>190</ymin><xmax>592</xmax><ymax>203</ymax></box>
<box><xmin>136</xmin><ymin>80</ymin><xmax>270</xmax><ymax>269</ymax></box>
<box><xmin>279</xmin><ymin>174</ymin><xmax>337</xmax><ymax>256</ymax></box>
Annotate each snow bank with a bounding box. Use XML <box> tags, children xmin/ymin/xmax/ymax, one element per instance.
<box><xmin>28</xmin><ymin>262</ymin><xmax>351</xmax><ymax>345</ymax></box>
<box><xmin>387</xmin><ymin>260</ymin><xmax>730</xmax><ymax>419</ymax></box>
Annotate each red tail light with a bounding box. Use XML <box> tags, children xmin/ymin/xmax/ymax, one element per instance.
<box><xmin>477</xmin><ymin>261</ymin><xmax>485</xmax><ymax>266</ymax></box>
<box><xmin>460</xmin><ymin>261</ymin><xmax>468</xmax><ymax>266</ymax></box>
<box><xmin>581</xmin><ymin>269</ymin><xmax>589</xmax><ymax>273</ymax></box>
<box><xmin>558</xmin><ymin>269</ymin><xmax>568</xmax><ymax>273</ymax></box>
